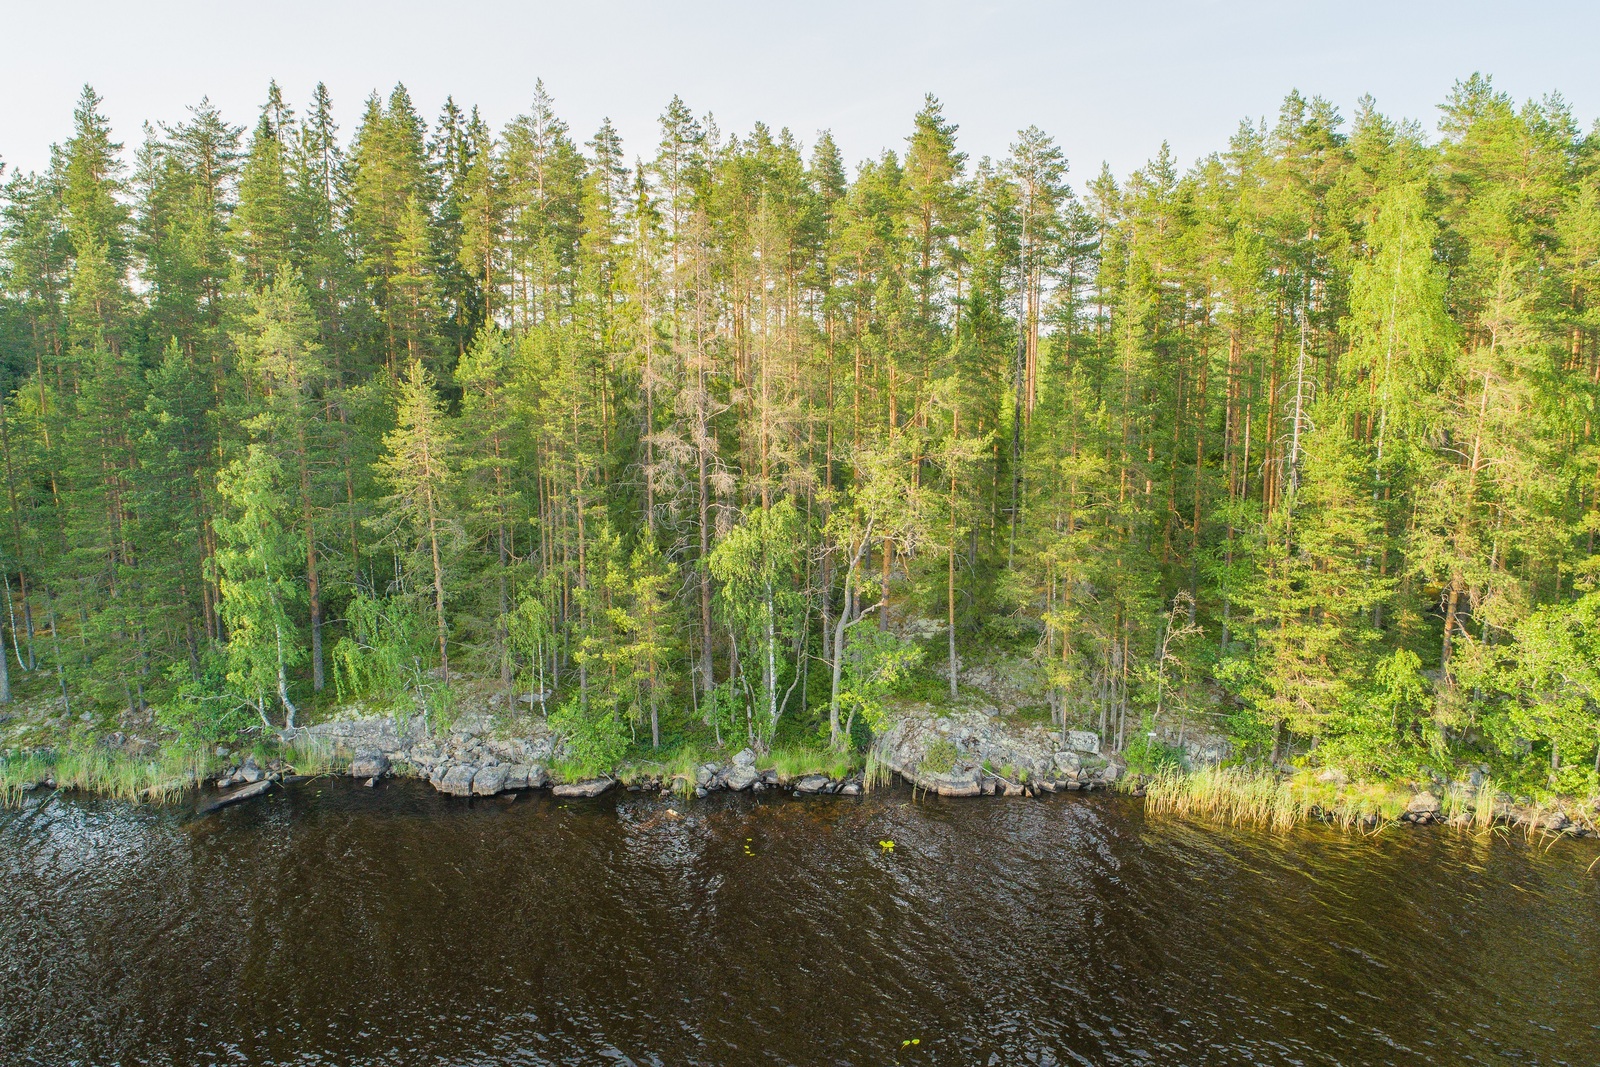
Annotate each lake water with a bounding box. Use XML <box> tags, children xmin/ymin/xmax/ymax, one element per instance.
<box><xmin>2</xmin><ymin>780</ymin><xmax>1597</xmax><ymax>1065</ymax></box>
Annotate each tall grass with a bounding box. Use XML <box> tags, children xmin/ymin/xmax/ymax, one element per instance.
<box><xmin>0</xmin><ymin>752</ymin><xmax>54</xmax><ymax>806</ymax></box>
<box><xmin>1135</xmin><ymin>766</ymin><xmax>1559</xmax><ymax>834</ymax></box>
<box><xmin>1141</xmin><ymin>766</ymin><xmax>1311</xmax><ymax>830</ymax></box>
<box><xmin>1</xmin><ymin>746</ymin><xmax>213</xmax><ymax>807</ymax></box>
<box><xmin>280</xmin><ymin>733</ymin><xmax>343</xmax><ymax>777</ymax></box>
<box><xmin>863</xmin><ymin>749</ymin><xmax>894</xmax><ymax>793</ymax></box>
<box><xmin>768</xmin><ymin>744</ymin><xmax>859</xmax><ymax>782</ymax></box>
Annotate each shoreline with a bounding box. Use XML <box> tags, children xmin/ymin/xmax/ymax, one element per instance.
<box><xmin>5</xmin><ymin>735</ymin><xmax>1597</xmax><ymax>842</ymax></box>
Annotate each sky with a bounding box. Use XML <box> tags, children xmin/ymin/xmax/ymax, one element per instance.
<box><xmin>0</xmin><ymin>0</ymin><xmax>1594</xmax><ymax>185</ymax></box>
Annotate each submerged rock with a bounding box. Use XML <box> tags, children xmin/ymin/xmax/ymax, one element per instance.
<box><xmin>552</xmin><ymin>778</ymin><xmax>613</xmax><ymax>798</ymax></box>
<box><xmin>197</xmin><ymin>778</ymin><xmax>273</xmax><ymax>814</ymax></box>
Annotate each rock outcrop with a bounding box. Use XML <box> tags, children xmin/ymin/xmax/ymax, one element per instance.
<box><xmin>289</xmin><ymin>711</ymin><xmax>562</xmax><ymax>798</ymax></box>
<box><xmin>875</xmin><ymin>710</ymin><xmax>1125</xmax><ymax>795</ymax></box>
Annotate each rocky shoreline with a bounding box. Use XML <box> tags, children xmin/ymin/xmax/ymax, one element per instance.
<box><xmin>250</xmin><ymin>704</ymin><xmax>1130</xmax><ymax>803</ymax></box>
<box><xmin>9</xmin><ymin>698</ymin><xmax>1596</xmax><ymax>838</ymax></box>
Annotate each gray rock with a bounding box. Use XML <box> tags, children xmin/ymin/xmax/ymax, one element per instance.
<box><xmin>1406</xmin><ymin>791</ymin><xmax>1441</xmax><ymax>816</ymax></box>
<box><xmin>552</xmin><ymin>778</ymin><xmax>613</xmax><ymax>798</ymax></box>
<box><xmin>472</xmin><ymin>764</ymin><xmax>511</xmax><ymax>796</ymax></box>
<box><xmin>794</xmin><ymin>774</ymin><xmax>830</xmax><ymax>794</ymax></box>
<box><xmin>1097</xmin><ymin>762</ymin><xmax>1121</xmax><ymax>784</ymax></box>
<box><xmin>840</xmin><ymin>781</ymin><xmax>862</xmax><ymax>796</ymax></box>
<box><xmin>695</xmin><ymin>763</ymin><xmax>721</xmax><ymax>787</ymax></box>
<box><xmin>1066</xmin><ymin>730</ymin><xmax>1101</xmax><ymax>755</ymax></box>
<box><xmin>240</xmin><ymin>763</ymin><xmax>264</xmax><ymax>784</ymax></box>
<box><xmin>929</xmin><ymin>769</ymin><xmax>982</xmax><ymax>797</ymax></box>
<box><xmin>364</xmin><ymin>776</ymin><xmax>379</xmax><ymax>788</ymax></box>
<box><xmin>1052</xmin><ymin>750</ymin><xmax>1081</xmax><ymax>773</ymax></box>
<box><xmin>725</xmin><ymin>764</ymin><xmax>758</xmax><ymax>791</ymax></box>
<box><xmin>732</xmin><ymin>747</ymin><xmax>757</xmax><ymax>768</ymax></box>
<box><xmin>436</xmin><ymin>764</ymin><xmax>478</xmax><ymax>797</ymax></box>
<box><xmin>350</xmin><ymin>751</ymin><xmax>390</xmax><ymax>779</ymax></box>
<box><xmin>505</xmin><ymin>764</ymin><xmax>548</xmax><ymax>790</ymax></box>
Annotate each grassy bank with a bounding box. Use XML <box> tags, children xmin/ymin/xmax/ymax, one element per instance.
<box><xmin>1</xmin><ymin>746</ymin><xmax>215</xmax><ymax>806</ymax></box>
<box><xmin>1132</xmin><ymin>765</ymin><xmax>1596</xmax><ymax>836</ymax></box>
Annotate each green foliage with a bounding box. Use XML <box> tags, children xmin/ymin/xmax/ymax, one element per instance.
<box><xmin>1123</xmin><ymin>735</ymin><xmax>1186</xmax><ymax>775</ymax></box>
<box><xmin>331</xmin><ymin>594</ymin><xmax>430</xmax><ymax>705</ymax></box>
<box><xmin>155</xmin><ymin>649</ymin><xmax>252</xmax><ymax>747</ymax></box>
<box><xmin>549</xmin><ymin>692</ymin><xmax>628</xmax><ymax>777</ymax></box>
<box><xmin>838</xmin><ymin>628</ymin><xmax>924</xmax><ymax>739</ymax></box>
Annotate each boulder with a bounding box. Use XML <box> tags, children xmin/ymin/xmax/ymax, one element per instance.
<box><xmin>504</xmin><ymin>764</ymin><xmax>549</xmax><ymax>790</ymax></box>
<box><xmin>1066</xmin><ymin>730</ymin><xmax>1101</xmax><ymax>755</ymax></box>
<box><xmin>436</xmin><ymin>764</ymin><xmax>478</xmax><ymax>797</ymax></box>
<box><xmin>724</xmin><ymin>764</ymin><xmax>759</xmax><ymax>791</ymax></box>
<box><xmin>350</xmin><ymin>751</ymin><xmax>390</xmax><ymax>779</ymax></box>
<box><xmin>472</xmin><ymin>764</ymin><xmax>511</xmax><ymax>796</ymax></box>
<box><xmin>1098</xmin><ymin>762</ymin><xmax>1121</xmax><ymax>785</ymax></box>
<box><xmin>1406</xmin><ymin>791</ymin><xmax>1441</xmax><ymax>816</ymax></box>
<box><xmin>732</xmin><ymin>747</ymin><xmax>757</xmax><ymax>768</ymax></box>
<box><xmin>1052</xmin><ymin>750</ymin><xmax>1081</xmax><ymax>773</ymax></box>
<box><xmin>695</xmin><ymin>763</ymin><xmax>718</xmax><ymax>788</ymax></box>
<box><xmin>840</xmin><ymin>781</ymin><xmax>862</xmax><ymax>796</ymax></box>
<box><xmin>552</xmin><ymin>778</ymin><xmax>613</xmax><ymax>798</ymax></box>
<box><xmin>794</xmin><ymin>774</ymin><xmax>830</xmax><ymax>794</ymax></box>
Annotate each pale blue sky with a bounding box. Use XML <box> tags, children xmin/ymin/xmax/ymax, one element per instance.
<box><xmin>0</xmin><ymin>1</ymin><xmax>1592</xmax><ymax>184</ymax></box>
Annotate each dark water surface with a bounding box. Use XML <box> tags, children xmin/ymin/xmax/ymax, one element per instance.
<box><xmin>2</xmin><ymin>781</ymin><xmax>1597</xmax><ymax>1066</ymax></box>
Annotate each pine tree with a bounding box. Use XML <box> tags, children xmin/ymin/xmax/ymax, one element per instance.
<box><xmin>374</xmin><ymin>358</ymin><xmax>457</xmax><ymax>680</ymax></box>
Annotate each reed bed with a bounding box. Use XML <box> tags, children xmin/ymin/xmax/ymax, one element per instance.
<box><xmin>1140</xmin><ymin>766</ymin><xmax>1312</xmax><ymax>830</ymax></box>
<box><xmin>1138</xmin><ymin>766</ymin><xmax>1424</xmax><ymax>831</ymax></box>
<box><xmin>0</xmin><ymin>746</ymin><xmax>213</xmax><ymax>807</ymax></box>
<box><xmin>1134</xmin><ymin>766</ymin><xmax>1599</xmax><ymax>838</ymax></box>
<box><xmin>863</xmin><ymin>749</ymin><xmax>893</xmax><ymax>793</ymax></box>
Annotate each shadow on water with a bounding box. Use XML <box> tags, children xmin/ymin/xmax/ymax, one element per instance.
<box><xmin>2</xmin><ymin>779</ymin><xmax>1598</xmax><ymax>1066</ymax></box>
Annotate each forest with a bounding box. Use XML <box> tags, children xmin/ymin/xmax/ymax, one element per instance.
<box><xmin>2</xmin><ymin>75</ymin><xmax>1599</xmax><ymax>793</ymax></box>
